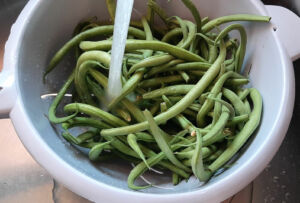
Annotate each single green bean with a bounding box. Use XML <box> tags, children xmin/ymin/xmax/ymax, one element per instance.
<box><xmin>128</xmin><ymin>54</ymin><xmax>174</xmax><ymax>75</ymax></box>
<box><xmin>48</xmin><ymin>72</ymin><xmax>77</xmax><ymax>124</ymax></box>
<box><xmin>62</xmin><ymin>117</ymin><xmax>112</xmax><ymax>130</ymax></box>
<box><xmin>182</xmin><ymin>0</ymin><xmax>202</xmax><ymax>32</ymax></box>
<box><xmin>139</xmin><ymin>75</ymin><xmax>183</xmax><ymax>88</ymax></box>
<box><xmin>80</xmin><ymin>39</ymin><xmax>207</xmax><ymax>62</ymax></box>
<box><xmin>64</xmin><ymin>103</ymin><xmax>128</xmax><ymax>127</ymax></box>
<box><xmin>202</xmin><ymin>14</ymin><xmax>271</xmax><ymax>33</ymax></box>
<box><xmin>127</xmin><ymin>134</ymin><xmax>149</xmax><ymax>168</ymax></box>
<box><xmin>105</xmin><ymin>0</ymin><xmax>116</xmax><ymax>21</ymax></box>
<box><xmin>191</xmin><ymin>129</ymin><xmax>212</xmax><ymax>181</ymax></box>
<box><xmin>143</xmin><ymin>85</ymin><xmax>194</xmax><ymax>99</ymax></box>
<box><xmin>89</xmin><ymin>141</ymin><xmax>112</xmax><ymax>161</ymax></box>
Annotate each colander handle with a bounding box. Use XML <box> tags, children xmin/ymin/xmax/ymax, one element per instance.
<box><xmin>266</xmin><ymin>5</ymin><xmax>300</xmax><ymax>61</ymax></box>
<box><xmin>0</xmin><ymin>68</ymin><xmax>16</xmax><ymax>118</ymax></box>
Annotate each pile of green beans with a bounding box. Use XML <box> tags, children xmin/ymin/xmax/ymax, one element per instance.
<box><xmin>45</xmin><ymin>0</ymin><xmax>268</xmax><ymax>190</ymax></box>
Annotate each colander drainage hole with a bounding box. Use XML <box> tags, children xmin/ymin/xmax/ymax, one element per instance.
<box><xmin>0</xmin><ymin>86</ymin><xmax>3</xmax><ymax>91</ymax></box>
<box><xmin>273</xmin><ymin>26</ymin><xmax>277</xmax><ymax>32</ymax></box>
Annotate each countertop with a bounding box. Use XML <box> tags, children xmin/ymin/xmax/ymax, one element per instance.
<box><xmin>0</xmin><ymin>0</ymin><xmax>299</xmax><ymax>202</ymax></box>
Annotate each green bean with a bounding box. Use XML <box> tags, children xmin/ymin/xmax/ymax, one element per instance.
<box><xmin>205</xmin><ymin>147</ymin><xmax>225</xmax><ymax>163</ymax></box>
<box><xmin>135</xmin><ymin>132</ymin><xmax>155</xmax><ymax>142</ymax></box>
<box><xmin>161</xmin><ymin>28</ymin><xmax>182</xmax><ymax>43</ymax></box>
<box><xmin>202</xmin><ymin>105</ymin><xmax>231</xmax><ymax>147</ymax></box>
<box><xmin>188</xmin><ymin>103</ymin><xmax>201</xmax><ymax>112</ymax></box>
<box><xmin>196</xmin><ymin>33</ymin><xmax>215</xmax><ymax>45</ymax></box>
<box><xmin>127</xmin><ymin>134</ymin><xmax>193</xmax><ymax>190</ymax></box>
<box><xmin>128</xmin><ymin>54</ymin><xmax>174</xmax><ymax>75</ymax></box>
<box><xmin>202</xmin><ymin>14</ymin><xmax>271</xmax><ymax>33</ymax></box>
<box><xmin>128</xmin><ymin>134</ymin><xmax>149</xmax><ymax>168</ymax></box>
<box><xmin>201</xmin><ymin>17</ymin><xmax>209</xmax><ymax>25</ymax></box>
<box><xmin>222</xmin><ymin>88</ymin><xmax>247</xmax><ymax>116</ymax></box>
<box><xmin>172</xmin><ymin>173</ymin><xmax>180</xmax><ymax>185</ymax></box>
<box><xmin>88</xmin><ymin>68</ymin><xmax>146</xmax><ymax>123</ymax></box>
<box><xmin>44</xmin><ymin>26</ymin><xmax>145</xmax><ymax>78</ymax></box>
<box><xmin>199</xmin><ymin>92</ymin><xmax>210</xmax><ymax>105</ymax></box>
<box><xmin>141</xmin><ymin>16</ymin><xmax>154</xmax><ymax>58</ymax></box>
<box><xmin>48</xmin><ymin>72</ymin><xmax>77</xmax><ymax>124</ymax></box>
<box><xmin>104</xmin><ymin>136</ymin><xmax>139</xmax><ymax>158</ymax></box>
<box><xmin>127</xmin><ymin>152</ymin><xmax>162</xmax><ymax>190</ymax></box>
<box><xmin>76</xmin><ymin>50</ymin><xmax>111</xmax><ymax>71</ymax></box>
<box><xmin>64</xmin><ymin>103</ymin><xmax>128</xmax><ymax>127</ymax></box>
<box><xmin>209</xmin><ymin>88</ymin><xmax>262</xmax><ymax>172</ymax></box>
<box><xmin>180</xmin><ymin>21</ymin><xmax>197</xmax><ymax>49</ymax></box>
<box><xmin>238</xmin><ymin>88</ymin><xmax>250</xmax><ymax>101</ymax></box>
<box><xmin>146</xmin><ymin>0</ymin><xmax>155</xmax><ymax>27</ymax></box>
<box><xmin>122</xmin><ymin>99</ymin><xmax>145</xmax><ymax>122</ymax></box>
<box><xmin>212</xmin><ymin>93</ymin><xmax>222</xmax><ymax>126</ymax></box>
<box><xmin>226</xmin><ymin>114</ymin><xmax>249</xmax><ymax>127</ymax></box>
<box><xmin>86</xmin><ymin>76</ymin><xmax>105</xmax><ymax>103</ymax></box>
<box><xmin>149</xmin><ymin>101</ymin><xmax>160</xmax><ymax>115</ymax></box>
<box><xmin>143</xmin><ymin>85</ymin><xmax>194</xmax><ymax>99</ymax></box>
<box><xmin>139</xmin><ymin>75</ymin><xmax>183</xmax><ymax>88</ymax></box>
<box><xmin>170</xmin><ymin>16</ymin><xmax>188</xmax><ymax>44</ymax></box>
<box><xmin>206</xmin><ymin>96</ymin><xmax>235</xmax><ymax>119</ymax></box>
<box><xmin>62</xmin><ymin>129</ymin><xmax>98</xmax><ymax>145</ymax></box>
<box><xmin>144</xmin><ymin>110</ymin><xmax>191</xmax><ymax>172</ymax></box>
<box><xmin>176</xmin><ymin>147</ymin><xmax>211</xmax><ymax>160</ymax></box>
<box><xmin>147</xmin><ymin>0</ymin><xmax>169</xmax><ymax>26</ymax></box>
<box><xmin>62</xmin><ymin>117</ymin><xmax>112</xmax><ymax>130</ymax></box>
<box><xmin>105</xmin><ymin>0</ymin><xmax>116</xmax><ymax>21</ymax></box>
<box><xmin>124</xmin><ymin>53</ymin><xmax>144</xmax><ymax>60</ymax></box>
<box><xmin>179</xmin><ymin>71</ymin><xmax>191</xmax><ymax>83</ymax></box>
<box><xmin>80</xmin><ymin>39</ymin><xmax>207</xmax><ymax>62</ymax></box>
<box><xmin>114</xmin><ymin>108</ymin><xmax>131</xmax><ymax>122</ymax></box>
<box><xmin>189</xmin><ymin>70</ymin><xmax>205</xmax><ymax>77</ymax></box>
<box><xmin>183</xmin><ymin>109</ymin><xmax>198</xmax><ymax>118</ymax></box>
<box><xmin>225</xmin><ymin>78</ymin><xmax>249</xmax><ymax>87</ymax></box>
<box><xmin>215</xmin><ymin>24</ymin><xmax>247</xmax><ymax>73</ymax></box>
<box><xmin>199</xmin><ymin>39</ymin><xmax>209</xmax><ymax>60</ymax></box>
<box><xmin>191</xmin><ymin>129</ymin><xmax>212</xmax><ymax>181</ymax></box>
<box><xmin>182</xmin><ymin>0</ymin><xmax>202</xmax><ymax>32</ymax></box>
<box><xmin>244</xmin><ymin>99</ymin><xmax>251</xmax><ymax>115</ymax></box>
<box><xmin>147</xmin><ymin>60</ymin><xmax>207</xmax><ymax>77</ymax></box>
<box><xmin>74</xmin><ymin>60</ymin><xmax>100</xmax><ymax>105</ymax></box>
<box><xmin>89</xmin><ymin>141</ymin><xmax>112</xmax><ymax>161</ymax></box>
<box><xmin>108</xmin><ymin>71</ymin><xmax>144</xmax><ymax>109</ymax></box>
<box><xmin>160</xmin><ymin>102</ymin><xmax>168</xmax><ymax>113</ymax></box>
<box><xmin>208</xmin><ymin>44</ymin><xmax>218</xmax><ymax>63</ymax></box>
<box><xmin>72</xmin><ymin>18</ymin><xmax>97</xmax><ymax>59</ymax></box>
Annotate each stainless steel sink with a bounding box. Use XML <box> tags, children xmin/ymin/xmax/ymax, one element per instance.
<box><xmin>0</xmin><ymin>0</ymin><xmax>299</xmax><ymax>202</ymax></box>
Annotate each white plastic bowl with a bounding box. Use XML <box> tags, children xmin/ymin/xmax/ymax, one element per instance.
<box><xmin>0</xmin><ymin>0</ymin><xmax>300</xmax><ymax>202</ymax></box>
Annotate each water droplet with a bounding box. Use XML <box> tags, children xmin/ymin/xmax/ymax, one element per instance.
<box><xmin>281</xmin><ymin>185</ymin><xmax>286</xmax><ymax>189</ymax></box>
<box><xmin>280</xmin><ymin>170</ymin><xmax>286</xmax><ymax>175</ymax></box>
<box><xmin>285</xmin><ymin>192</ymin><xmax>290</xmax><ymax>200</ymax></box>
<box><xmin>273</xmin><ymin>176</ymin><xmax>279</xmax><ymax>183</ymax></box>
